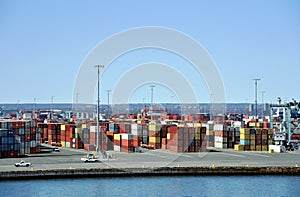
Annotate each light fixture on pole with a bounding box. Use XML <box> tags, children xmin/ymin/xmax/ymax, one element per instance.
<box><xmin>94</xmin><ymin>65</ymin><xmax>104</xmax><ymax>155</ymax></box>
<box><xmin>252</xmin><ymin>78</ymin><xmax>261</xmax><ymax>127</ymax></box>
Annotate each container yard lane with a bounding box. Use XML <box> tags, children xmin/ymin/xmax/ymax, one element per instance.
<box><xmin>1</xmin><ymin>145</ymin><xmax>300</xmax><ymax>172</ymax></box>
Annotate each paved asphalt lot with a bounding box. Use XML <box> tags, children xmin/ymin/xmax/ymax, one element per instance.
<box><xmin>1</xmin><ymin>145</ymin><xmax>300</xmax><ymax>172</ymax></box>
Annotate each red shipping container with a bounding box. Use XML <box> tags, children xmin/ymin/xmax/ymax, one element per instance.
<box><xmin>114</xmin><ymin>140</ymin><xmax>121</xmax><ymax>146</ymax></box>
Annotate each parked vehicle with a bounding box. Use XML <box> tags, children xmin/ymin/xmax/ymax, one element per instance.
<box><xmin>81</xmin><ymin>153</ymin><xmax>100</xmax><ymax>162</ymax></box>
<box><xmin>15</xmin><ymin>160</ymin><xmax>31</xmax><ymax>167</ymax></box>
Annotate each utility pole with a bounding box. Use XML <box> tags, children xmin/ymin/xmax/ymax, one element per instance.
<box><xmin>107</xmin><ymin>90</ymin><xmax>111</xmax><ymax>114</ymax></box>
<box><xmin>252</xmin><ymin>78</ymin><xmax>261</xmax><ymax>127</ymax></box>
<box><xmin>150</xmin><ymin>85</ymin><xmax>155</xmax><ymax>121</ymax></box>
<box><xmin>261</xmin><ymin>91</ymin><xmax>266</xmax><ymax>113</ymax></box>
<box><xmin>150</xmin><ymin>85</ymin><xmax>155</xmax><ymax>104</ymax></box>
<box><xmin>51</xmin><ymin>96</ymin><xmax>54</xmax><ymax>120</ymax></box>
<box><xmin>94</xmin><ymin>65</ymin><xmax>104</xmax><ymax>155</ymax></box>
<box><xmin>34</xmin><ymin>97</ymin><xmax>36</xmax><ymax>111</ymax></box>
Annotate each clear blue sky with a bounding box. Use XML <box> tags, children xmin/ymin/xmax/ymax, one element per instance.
<box><xmin>0</xmin><ymin>0</ymin><xmax>299</xmax><ymax>104</ymax></box>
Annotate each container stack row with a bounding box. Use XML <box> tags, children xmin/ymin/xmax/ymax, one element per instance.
<box><xmin>213</xmin><ymin>124</ymin><xmax>241</xmax><ymax>149</ymax></box>
<box><xmin>235</xmin><ymin>128</ymin><xmax>273</xmax><ymax>151</ymax></box>
<box><xmin>203</xmin><ymin>122</ymin><xmax>214</xmax><ymax>148</ymax></box>
<box><xmin>165</xmin><ymin>125</ymin><xmax>206</xmax><ymax>153</ymax></box>
<box><xmin>113</xmin><ymin>133</ymin><xmax>136</xmax><ymax>153</ymax></box>
<box><xmin>0</xmin><ymin>120</ymin><xmax>40</xmax><ymax>158</ymax></box>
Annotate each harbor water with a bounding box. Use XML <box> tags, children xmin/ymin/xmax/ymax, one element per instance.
<box><xmin>1</xmin><ymin>176</ymin><xmax>300</xmax><ymax>196</ymax></box>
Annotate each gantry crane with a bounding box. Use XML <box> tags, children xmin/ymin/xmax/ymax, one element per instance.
<box><xmin>270</xmin><ymin>97</ymin><xmax>300</xmax><ymax>151</ymax></box>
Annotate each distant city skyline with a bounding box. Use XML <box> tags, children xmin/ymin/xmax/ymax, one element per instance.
<box><xmin>1</xmin><ymin>1</ymin><xmax>299</xmax><ymax>104</ymax></box>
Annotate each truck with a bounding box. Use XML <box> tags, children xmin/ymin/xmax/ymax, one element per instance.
<box><xmin>81</xmin><ymin>153</ymin><xmax>101</xmax><ymax>162</ymax></box>
<box><xmin>15</xmin><ymin>160</ymin><xmax>31</xmax><ymax>167</ymax></box>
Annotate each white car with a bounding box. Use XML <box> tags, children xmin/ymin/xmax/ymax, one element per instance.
<box><xmin>53</xmin><ymin>147</ymin><xmax>60</xmax><ymax>152</ymax></box>
<box><xmin>15</xmin><ymin>160</ymin><xmax>31</xmax><ymax>167</ymax></box>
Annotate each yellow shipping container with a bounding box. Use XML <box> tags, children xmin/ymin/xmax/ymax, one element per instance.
<box><xmin>167</xmin><ymin>133</ymin><xmax>171</xmax><ymax>140</ymax></box>
<box><xmin>249</xmin><ymin>122</ymin><xmax>260</xmax><ymax>127</ymax></box>
<box><xmin>206</xmin><ymin>130</ymin><xmax>214</xmax><ymax>136</ymax></box>
<box><xmin>262</xmin><ymin>145</ymin><xmax>268</xmax><ymax>151</ymax></box>
<box><xmin>249</xmin><ymin>122</ymin><xmax>255</xmax><ymax>127</ymax></box>
<box><xmin>268</xmin><ymin>140</ymin><xmax>273</xmax><ymax>145</ymax></box>
<box><xmin>256</xmin><ymin>145</ymin><xmax>262</xmax><ymax>151</ymax></box>
<box><xmin>194</xmin><ymin>127</ymin><xmax>201</xmax><ymax>133</ymax></box>
<box><xmin>255</xmin><ymin>129</ymin><xmax>261</xmax><ymax>135</ymax></box>
<box><xmin>250</xmin><ymin>145</ymin><xmax>256</xmax><ymax>150</ymax></box>
<box><xmin>61</xmin><ymin>141</ymin><xmax>66</xmax><ymax>147</ymax></box>
<box><xmin>240</xmin><ymin>128</ymin><xmax>250</xmax><ymax>134</ymax></box>
<box><xmin>234</xmin><ymin>144</ymin><xmax>244</xmax><ymax>151</ymax></box>
<box><xmin>262</xmin><ymin>135</ymin><xmax>267</xmax><ymax>140</ymax></box>
<box><xmin>194</xmin><ymin>123</ymin><xmax>202</xmax><ymax>127</ymax></box>
<box><xmin>268</xmin><ymin>129</ymin><xmax>274</xmax><ymax>134</ymax></box>
<box><xmin>195</xmin><ymin>134</ymin><xmax>201</xmax><ymax>140</ymax></box>
<box><xmin>240</xmin><ymin>134</ymin><xmax>250</xmax><ymax>140</ymax></box>
<box><xmin>75</xmin><ymin>128</ymin><xmax>82</xmax><ymax>134</ymax></box>
<box><xmin>149</xmin><ymin>137</ymin><xmax>160</xmax><ymax>143</ymax></box>
<box><xmin>149</xmin><ymin>124</ymin><xmax>161</xmax><ymax>131</ymax></box>
<box><xmin>61</xmin><ymin>125</ymin><xmax>66</xmax><ymax>131</ymax></box>
<box><xmin>250</xmin><ymin>134</ymin><xmax>256</xmax><ymax>140</ymax></box>
<box><xmin>114</xmin><ymin>134</ymin><xmax>121</xmax><ymax>140</ymax></box>
<box><xmin>250</xmin><ymin>140</ymin><xmax>256</xmax><ymax>145</ymax></box>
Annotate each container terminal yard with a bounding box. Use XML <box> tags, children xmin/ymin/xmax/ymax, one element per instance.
<box><xmin>0</xmin><ymin>98</ymin><xmax>300</xmax><ymax>178</ymax></box>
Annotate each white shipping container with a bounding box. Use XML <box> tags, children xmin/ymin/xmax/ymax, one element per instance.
<box><xmin>121</xmin><ymin>133</ymin><xmax>134</xmax><ymax>140</ymax></box>
<box><xmin>203</xmin><ymin>123</ymin><xmax>214</xmax><ymax>131</ymax></box>
<box><xmin>90</xmin><ymin>126</ymin><xmax>97</xmax><ymax>133</ymax></box>
<box><xmin>19</xmin><ymin>128</ymin><xmax>25</xmax><ymax>135</ymax></box>
<box><xmin>30</xmin><ymin>141</ymin><xmax>36</xmax><ymax>148</ymax></box>
<box><xmin>15</xmin><ymin>136</ymin><xmax>21</xmax><ymax>143</ymax></box>
<box><xmin>131</xmin><ymin>124</ymin><xmax>142</xmax><ymax>130</ymax></box>
<box><xmin>214</xmin><ymin>124</ymin><xmax>224</xmax><ymax>131</ymax></box>
<box><xmin>131</xmin><ymin>130</ymin><xmax>138</xmax><ymax>136</ymax></box>
<box><xmin>214</xmin><ymin>141</ymin><xmax>227</xmax><ymax>149</ymax></box>
<box><xmin>114</xmin><ymin>145</ymin><xmax>121</xmax><ymax>152</ymax></box>
<box><xmin>214</xmin><ymin>136</ymin><xmax>227</xmax><ymax>143</ymax></box>
<box><xmin>186</xmin><ymin>123</ymin><xmax>194</xmax><ymax>127</ymax></box>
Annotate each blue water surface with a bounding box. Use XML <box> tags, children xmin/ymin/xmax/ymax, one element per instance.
<box><xmin>1</xmin><ymin>176</ymin><xmax>299</xmax><ymax>197</ymax></box>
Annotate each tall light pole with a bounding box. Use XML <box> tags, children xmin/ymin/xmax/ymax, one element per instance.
<box><xmin>150</xmin><ymin>85</ymin><xmax>155</xmax><ymax>121</ymax></box>
<box><xmin>150</xmin><ymin>85</ymin><xmax>155</xmax><ymax>104</ymax></box>
<box><xmin>107</xmin><ymin>90</ymin><xmax>111</xmax><ymax>114</ymax></box>
<box><xmin>94</xmin><ymin>65</ymin><xmax>104</xmax><ymax>155</ymax></box>
<box><xmin>253</xmin><ymin>78</ymin><xmax>261</xmax><ymax>127</ymax></box>
<box><xmin>51</xmin><ymin>96</ymin><xmax>55</xmax><ymax>120</ymax></box>
<box><xmin>17</xmin><ymin>100</ymin><xmax>20</xmax><ymax>111</ymax></box>
<box><xmin>33</xmin><ymin>97</ymin><xmax>36</xmax><ymax>111</ymax></box>
<box><xmin>261</xmin><ymin>91</ymin><xmax>266</xmax><ymax>113</ymax></box>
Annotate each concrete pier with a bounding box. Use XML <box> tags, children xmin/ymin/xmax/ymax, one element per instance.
<box><xmin>1</xmin><ymin>166</ymin><xmax>299</xmax><ymax>180</ymax></box>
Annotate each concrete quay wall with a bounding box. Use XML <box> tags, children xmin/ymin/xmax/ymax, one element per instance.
<box><xmin>1</xmin><ymin>167</ymin><xmax>299</xmax><ymax>180</ymax></box>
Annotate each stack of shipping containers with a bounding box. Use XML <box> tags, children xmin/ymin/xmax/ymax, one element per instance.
<box><xmin>0</xmin><ymin>120</ymin><xmax>40</xmax><ymax>158</ymax></box>
<box><xmin>148</xmin><ymin>124</ymin><xmax>162</xmax><ymax>149</ymax></box>
<box><xmin>165</xmin><ymin>124</ymin><xmax>206</xmax><ymax>153</ymax></box>
<box><xmin>235</xmin><ymin>128</ymin><xmax>273</xmax><ymax>151</ymax></box>
<box><xmin>203</xmin><ymin>122</ymin><xmax>214</xmax><ymax>148</ymax></box>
